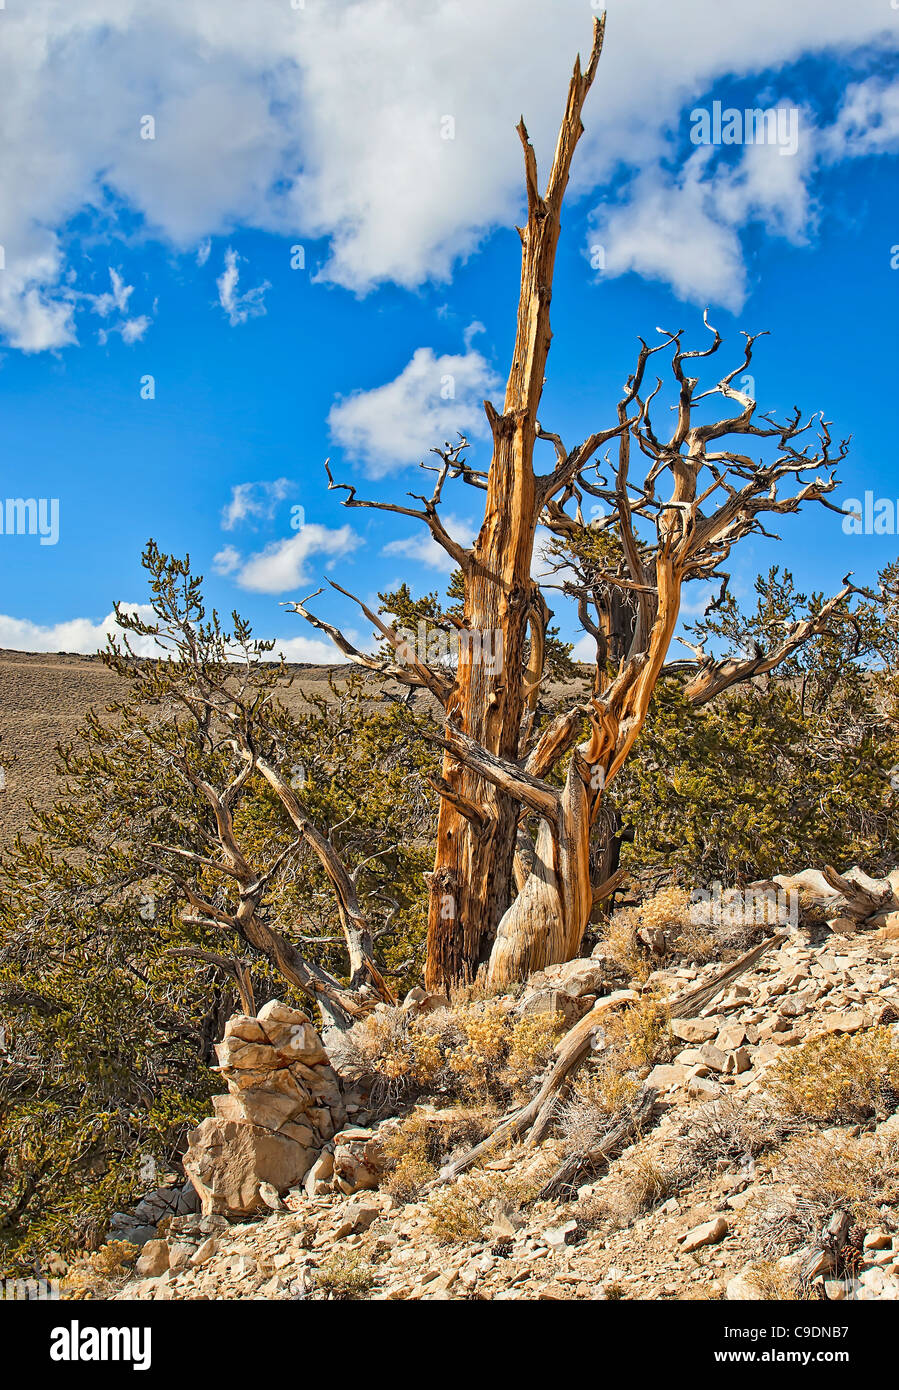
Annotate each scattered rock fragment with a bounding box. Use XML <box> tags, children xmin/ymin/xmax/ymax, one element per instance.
<box><xmin>135</xmin><ymin>1240</ymin><xmax>170</xmax><ymax>1278</ymax></box>
<box><xmin>679</xmin><ymin>1216</ymin><xmax>728</xmax><ymax>1253</ymax></box>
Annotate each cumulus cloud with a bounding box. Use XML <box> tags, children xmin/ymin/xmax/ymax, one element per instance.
<box><xmin>268</xmin><ymin>632</ymin><xmax>358</xmax><ymax>664</ymax></box>
<box><xmin>593</xmin><ymin>160</ymin><xmax>748</xmax><ymax>311</ymax></box>
<box><xmin>212</xmin><ymin>545</ymin><xmax>242</xmax><ymax>576</ymax></box>
<box><xmin>329</xmin><ymin>346</ymin><xmax>500</xmax><ymax>478</ymax></box>
<box><xmin>220</xmin><ymin>523</ymin><xmax>362</xmax><ymax>595</ymax></box>
<box><xmin>221</xmin><ymin>478</ymin><xmax>294</xmax><ymax>531</ymax></box>
<box><xmin>823</xmin><ymin>76</ymin><xmax>899</xmax><ymax>158</ymax></box>
<box><xmin>285</xmin><ymin>0</ymin><xmax>892</xmax><ymax>291</ymax></box>
<box><xmin>0</xmin><ymin>604</ymin><xmax>162</xmax><ymax>655</ymax></box>
<box><xmin>0</xmin><ymin>235</ymin><xmax>77</xmax><ymax>353</ymax></box>
<box><xmin>592</xmin><ymin>73</ymin><xmax>899</xmax><ymax>309</ymax></box>
<box><xmin>118</xmin><ymin>315</ymin><xmax>151</xmax><ymax>343</ymax></box>
<box><xmin>591</xmin><ymin>136</ymin><xmax>815</xmax><ymax>311</ymax></box>
<box><xmin>216</xmin><ymin>247</ymin><xmax>270</xmax><ymax>326</ymax></box>
<box><xmin>0</xmin><ymin>0</ymin><xmax>895</xmax><ymax>348</ymax></box>
<box><xmin>571</xmin><ymin>633</ymin><xmax>598</xmax><ymax>664</ymax></box>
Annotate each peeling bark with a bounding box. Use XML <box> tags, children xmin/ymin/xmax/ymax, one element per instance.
<box><xmin>424</xmin><ymin>18</ymin><xmax>608</xmax><ymax>988</ymax></box>
<box><xmin>289</xmin><ymin>15</ymin><xmax>852</xmax><ymax>992</ymax></box>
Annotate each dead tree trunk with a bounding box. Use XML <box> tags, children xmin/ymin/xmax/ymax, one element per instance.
<box><xmin>424</xmin><ymin>19</ymin><xmax>608</xmax><ymax>988</ymax></box>
<box><xmin>484</xmin><ymin>548</ymin><xmax>686</xmax><ymax>985</ymax></box>
<box><xmin>290</xmin><ymin>17</ymin><xmax>852</xmax><ymax>993</ymax></box>
<box><xmin>434</xmin><ymin>931</ymin><xmax>784</xmax><ymax>1184</ymax></box>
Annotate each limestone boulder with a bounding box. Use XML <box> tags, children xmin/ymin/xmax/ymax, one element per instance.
<box><xmin>670</xmin><ymin>1017</ymin><xmax>719</xmax><ymax>1043</ymax></box>
<box><xmin>401</xmin><ymin>987</ymin><xmax>451</xmax><ymax>1016</ymax></box>
<box><xmin>135</xmin><ymin>1239</ymin><xmax>170</xmax><ymax>1278</ymax></box>
<box><xmin>228</xmin><ymin>1085</ymin><xmax>307</xmax><ymax>1132</ymax></box>
<box><xmin>680</xmin><ymin>1215</ymin><xmax>728</xmax><ymax>1253</ymax></box>
<box><xmin>223</xmin><ymin>1015</ymin><xmax>269</xmax><ymax>1044</ymax></box>
<box><xmin>517</xmin><ymin>956</ymin><xmax>619</xmax><ymax>1024</ymax></box>
<box><xmin>183</xmin><ymin>1118</ymin><xmax>316</xmax><ymax>1218</ymax></box>
<box><xmin>215</xmin><ymin>1036</ymin><xmax>281</xmax><ymax>1071</ymax></box>
<box><xmin>303</xmin><ymin>1150</ymin><xmax>335</xmax><ymax>1197</ymax></box>
<box><xmin>256</xmin><ymin>1000</ymin><xmax>327</xmax><ymax>1063</ymax></box>
<box><xmin>183</xmin><ymin>1002</ymin><xmax>346</xmax><ymax>1218</ymax></box>
<box><xmin>517</xmin><ymin>987</ymin><xmax>583</xmax><ymax>1026</ymax></box>
<box><xmin>211</xmin><ymin>1093</ymin><xmax>243</xmax><ymax>1123</ymax></box>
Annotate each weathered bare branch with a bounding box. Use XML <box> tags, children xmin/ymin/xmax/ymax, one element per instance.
<box><xmin>324</xmin><ymin>452</ymin><xmax>472</xmax><ymax>570</ymax></box>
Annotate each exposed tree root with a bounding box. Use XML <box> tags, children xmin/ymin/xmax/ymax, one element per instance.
<box><xmin>433</xmin><ymin>932</ymin><xmax>787</xmax><ymax>1185</ymax></box>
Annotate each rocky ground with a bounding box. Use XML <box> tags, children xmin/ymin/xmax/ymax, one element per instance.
<box><xmin>98</xmin><ymin>920</ymin><xmax>899</xmax><ymax>1303</ymax></box>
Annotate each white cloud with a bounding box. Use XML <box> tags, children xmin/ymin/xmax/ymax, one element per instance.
<box><xmin>0</xmin><ymin>235</ymin><xmax>77</xmax><ymax>353</ymax></box>
<box><xmin>216</xmin><ymin>247</ymin><xmax>270</xmax><ymax>326</ymax></box>
<box><xmin>0</xmin><ymin>604</ymin><xmax>162</xmax><ymax>655</ymax></box>
<box><xmin>89</xmin><ymin>267</ymin><xmax>153</xmax><ymax>344</ymax></box>
<box><xmin>268</xmin><ymin>632</ymin><xmax>358</xmax><ymax>664</ymax></box>
<box><xmin>679</xmin><ymin>581</ymin><xmax>719</xmax><ymax>618</ymax></box>
<box><xmin>222</xmin><ymin>522</ymin><xmax>362</xmax><ymax>595</ymax></box>
<box><xmin>592</xmin><ymin>73</ymin><xmax>899</xmax><ymax>309</ymax></box>
<box><xmin>571</xmin><ymin>633</ymin><xmax>597</xmax><ymax>664</ymax></box>
<box><xmin>463</xmin><ymin>320</ymin><xmax>486</xmax><ymax>351</ymax></box>
<box><xmin>196</xmin><ymin>238</ymin><xmax>212</xmax><ymax>267</ymax></box>
<box><xmin>382</xmin><ymin>514</ymin><xmax>476</xmax><ymax>573</ymax></box>
<box><xmin>92</xmin><ymin>267</ymin><xmax>133</xmax><ymax>318</ymax></box>
<box><xmin>285</xmin><ymin>0</ymin><xmax>889</xmax><ymax>292</ymax></box>
<box><xmin>0</xmin><ymin>603</ymin><xmax>353</xmax><ymax>664</ymax></box>
<box><xmin>0</xmin><ymin>1</ymin><xmax>895</xmax><ymax>345</ymax></box>
<box><xmin>119</xmin><ymin>315</ymin><xmax>151</xmax><ymax>343</ymax></box>
<box><xmin>221</xmin><ymin>478</ymin><xmax>294</xmax><ymax>530</ymax></box>
<box><xmin>592</xmin><ymin>129</ymin><xmax>815</xmax><ymax>311</ymax></box>
<box><xmin>329</xmin><ymin>346</ymin><xmax>500</xmax><ymax>478</ymax></box>
<box><xmin>823</xmin><ymin>76</ymin><xmax>899</xmax><ymax>158</ymax></box>
<box><xmin>212</xmin><ymin>545</ymin><xmax>242</xmax><ymax>576</ymax></box>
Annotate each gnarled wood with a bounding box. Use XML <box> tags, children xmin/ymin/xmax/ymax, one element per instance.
<box><xmin>538</xmin><ymin>1084</ymin><xmax>656</xmax><ymax>1200</ymax></box>
<box><xmin>664</xmin><ymin>933</ymin><xmax>786</xmax><ymax>1018</ymax></box>
<box><xmin>423</xmin><ymin>17</ymin><xmax>608</xmax><ymax>988</ymax></box>
<box><xmin>431</xmin><ymin>987</ymin><xmax>635</xmax><ymax>1186</ymax></box>
<box><xmin>288</xmin><ymin>16</ymin><xmax>854</xmax><ymax>993</ymax></box>
<box><xmin>435</xmin><ymin>930</ymin><xmax>785</xmax><ymax>1183</ymax></box>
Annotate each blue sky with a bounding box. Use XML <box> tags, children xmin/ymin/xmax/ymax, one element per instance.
<box><xmin>1</xmin><ymin>0</ymin><xmax>898</xmax><ymax>660</ymax></box>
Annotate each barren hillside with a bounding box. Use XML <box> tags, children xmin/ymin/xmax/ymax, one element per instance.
<box><xmin>0</xmin><ymin>650</ymin><xmax>388</xmax><ymax>848</ymax></box>
<box><xmin>0</xmin><ymin>649</ymin><xmax>589</xmax><ymax>848</ymax></box>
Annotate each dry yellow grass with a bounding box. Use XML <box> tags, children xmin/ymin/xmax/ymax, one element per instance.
<box><xmin>60</xmin><ymin>1240</ymin><xmax>138</xmax><ymax>1299</ymax></box>
<box><xmin>767</xmin><ymin>1027</ymin><xmax>899</xmax><ymax>1124</ymax></box>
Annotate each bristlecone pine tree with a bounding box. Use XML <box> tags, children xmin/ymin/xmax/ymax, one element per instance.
<box><xmin>289</xmin><ymin>15</ymin><xmax>864</xmax><ymax>991</ymax></box>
